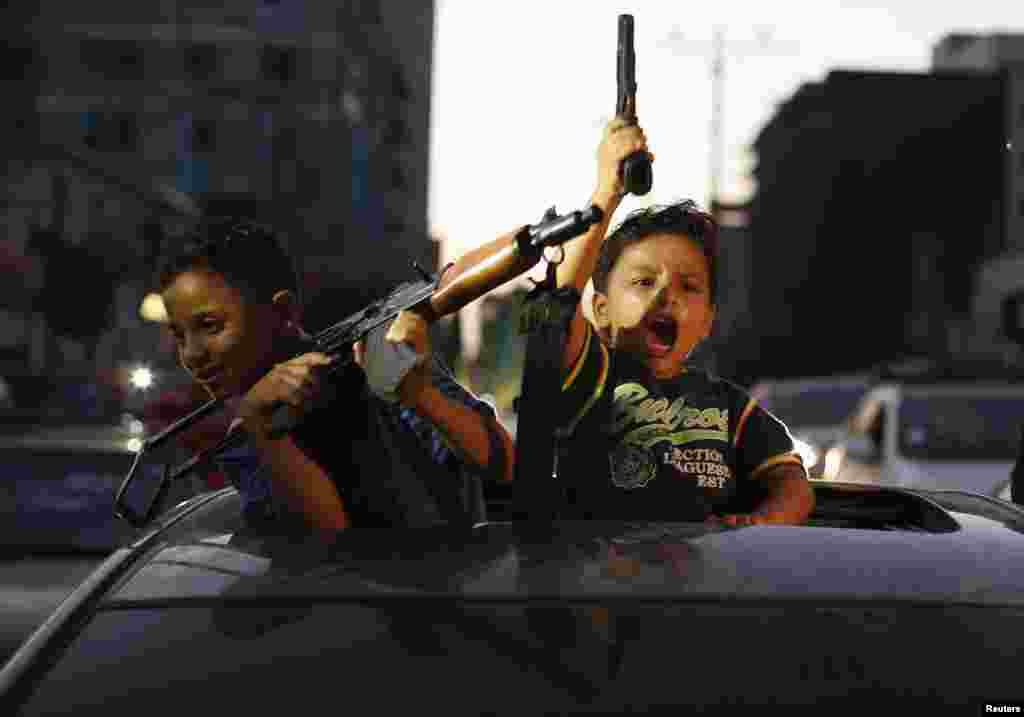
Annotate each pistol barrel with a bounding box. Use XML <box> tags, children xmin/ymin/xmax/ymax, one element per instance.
<box><xmin>617</xmin><ymin>14</ymin><xmax>637</xmax><ymax>119</ymax></box>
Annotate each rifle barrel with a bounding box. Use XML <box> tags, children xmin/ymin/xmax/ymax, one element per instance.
<box><xmin>143</xmin><ymin>396</ymin><xmax>223</xmax><ymax>451</ymax></box>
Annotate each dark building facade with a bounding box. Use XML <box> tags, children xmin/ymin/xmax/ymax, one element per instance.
<box><xmin>733</xmin><ymin>69</ymin><xmax>1005</xmax><ymax>382</ymax></box>
<box><xmin>3</xmin><ymin>0</ymin><xmax>434</xmax><ymax>376</ymax></box>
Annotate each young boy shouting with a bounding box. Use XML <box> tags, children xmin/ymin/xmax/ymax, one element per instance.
<box><xmin>554</xmin><ymin>119</ymin><xmax>814</xmax><ymax>525</ymax></box>
<box><xmin>158</xmin><ymin>217</ymin><xmax>513</xmax><ymax>534</ymax></box>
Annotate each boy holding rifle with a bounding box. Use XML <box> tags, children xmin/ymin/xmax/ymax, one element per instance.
<box><xmin>158</xmin><ymin>217</ymin><xmax>514</xmax><ymax>534</ymax></box>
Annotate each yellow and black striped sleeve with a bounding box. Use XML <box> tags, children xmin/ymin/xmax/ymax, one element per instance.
<box><xmin>732</xmin><ymin>396</ymin><xmax>806</xmax><ymax>481</ymax></box>
<box><xmin>560</xmin><ymin>321</ymin><xmax>610</xmax><ymax>435</ymax></box>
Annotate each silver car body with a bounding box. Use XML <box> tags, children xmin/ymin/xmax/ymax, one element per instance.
<box><xmin>836</xmin><ymin>383</ymin><xmax>1023</xmax><ymax>494</ymax></box>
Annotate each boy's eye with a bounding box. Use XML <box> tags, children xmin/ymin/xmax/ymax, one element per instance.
<box><xmin>633</xmin><ymin>277</ymin><xmax>655</xmax><ymax>287</ymax></box>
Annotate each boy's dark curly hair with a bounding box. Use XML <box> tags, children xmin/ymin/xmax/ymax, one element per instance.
<box><xmin>156</xmin><ymin>216</ymin><xmax>301</xmax><ymax>306</ymax></box>
<box><xmin>592</xmin><ymin>199</ymin><xmax>719</xmax><ymax>305</ymax></box>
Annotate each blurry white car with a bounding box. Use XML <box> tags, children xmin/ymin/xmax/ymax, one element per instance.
<box><xmin>995</xmin><ymin>479</ymin><xmax>1012</xmax><ymax>502</ymax></box>
<box><xmin>750</xmin><ymin>376</ymin><xmax>871</xmax><ymax>478</ymax></box>
<box><xmin>833</xmin><ymin>382</ymin><xmax>1024</xmax><ymax>495</ymax></box>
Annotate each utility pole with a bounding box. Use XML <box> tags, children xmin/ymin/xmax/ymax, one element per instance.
<box><xmin>661</xmin><ymin>25</ymin><xmax>797</xmax><ymax>210</ymax></box>
<box><xmin>709</xmin><ymin>27</ymin><xmax>725</xmax><ymax>211</ymax></box>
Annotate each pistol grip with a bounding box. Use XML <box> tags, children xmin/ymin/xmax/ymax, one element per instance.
<box><xmin>622</xmin><ymin>151</ymin><xmax>652</xmax><ymax>196</ymax></box>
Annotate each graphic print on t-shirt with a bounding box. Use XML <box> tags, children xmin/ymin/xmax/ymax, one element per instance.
<box><xmin>608</xmin><ymin>382</ymin><xmax>731</xmax><ymax>491</ymax></box>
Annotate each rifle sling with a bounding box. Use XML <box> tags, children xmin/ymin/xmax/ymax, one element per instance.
<box><xmin>513</xmin><ymin>276</ymin><xmax>580</xmax><ymax>520</ymax></box>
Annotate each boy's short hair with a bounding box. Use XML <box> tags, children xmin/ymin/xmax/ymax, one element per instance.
<box><xmin>592</xmin><ymin>199</ymin><xmax>719</xmax><ymax>305</ymax></box>
<box><xmin>156</xmin><ymin>216</ymin><xmax>301</xmax><ymax>306</ymax></box>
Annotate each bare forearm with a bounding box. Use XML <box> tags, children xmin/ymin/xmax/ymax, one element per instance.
<box><xmin>555</xmin><ymin>190</ymin><xmax>622</xmax><ymax>293</ymax></box>
<box><xmin>252</xmin><ymin>434</ymin><xmax>350</xmax><ymax>532</ymax></box>
<box><xmin>558</xmin><ymin>191</ymin><xmax>622</xmax><ymax>372</ymax></box>
<box><xmin>751</xmin><ymin>467</ymin><xmax>815</xmax><ymax>525</ymax></box>
<box><xmin>406</xmin><ymin>383</ymin><xmax>514</xmax><ymax>482</ymax></box>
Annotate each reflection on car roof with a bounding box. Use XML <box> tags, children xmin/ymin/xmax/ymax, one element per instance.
<box><xmin>105</xmin><ymin>490</ymin><xmax>1024</xmax><ymax>609</ymax></box>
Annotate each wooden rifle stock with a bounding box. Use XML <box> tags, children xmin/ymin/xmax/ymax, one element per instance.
<box><xmin>417</xmin><ymin>229</ymin><xmax>531</xmax><ymax>323</ymax></box>
<box><xmin>420</xmin><ymin>203</ymin><xmax>604</xmax><ymax>322</ymax></box>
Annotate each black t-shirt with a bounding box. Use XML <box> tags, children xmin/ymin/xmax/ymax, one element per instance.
<box><xmin>558</xmin><ymin>323</ymin><xmax>804</xmax><ymax>522</ymax></box>
<box><xmin>216</xmin><ymin>341</ymin><xmax>494</xmax><ymax>529</ymax></box>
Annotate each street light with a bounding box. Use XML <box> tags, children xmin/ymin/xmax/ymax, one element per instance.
<box><xmin>139</xmin><ymin>293</ymin><xmax>168</xmax><ymax>323</ymax></box>
<box><xmin>130</xmin><ymin>365</ymin><xmax>155</xmax><ymax>390</ymax></box>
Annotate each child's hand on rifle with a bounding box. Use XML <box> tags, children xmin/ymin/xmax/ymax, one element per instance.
<box><xmin>595</xmin><ymin>117</ymin><xmax>652</xmax><ymax>205</ymax></box>
<box><xmin>238</xmin><ymin>352</ymin><xmax>336</xmax><ymax>440</ymax></box>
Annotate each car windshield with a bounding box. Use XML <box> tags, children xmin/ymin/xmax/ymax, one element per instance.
<box><xmin>757</xmin><ymin>384</ymin><xmax>867</xmax><ymax>428</ymax></box>
<box><xmin>898</xmin><ymin>394</ymin><xmax>1024</xmax><ymax>461</ymax></box>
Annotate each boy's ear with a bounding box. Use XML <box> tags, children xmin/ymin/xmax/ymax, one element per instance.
<box><xmin>271</xmin><ymin>290</ymin><xmax>303</xmax><ymax>331</ymax></box>
<box><xmin>592</xmin><ymin>290</ymin><xmax>611</xmax><ymax>330</ymax></box>
<box><xmin>703</xmin><ymin>304</ymin><xmax>717</xmax><ymax>340</ymax></box>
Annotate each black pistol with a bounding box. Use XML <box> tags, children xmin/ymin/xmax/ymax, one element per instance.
<box><xmin>617</xmin><ymin>14</ymin><xmax>653</xmax><ymax>196</ymax></box>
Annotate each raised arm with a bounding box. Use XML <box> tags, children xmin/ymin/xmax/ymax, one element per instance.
<box><xmin>559</xmin><ymin>119</ymin><xmax>649</xmax><ymax>371</ymax></box>
<box><xmin>363</xmin><ymin>310</ymin><xmax>515</xmax><ymax>483</ymax></box>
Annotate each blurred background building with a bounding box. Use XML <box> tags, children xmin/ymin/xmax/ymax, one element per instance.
<box><xmin>2</xmin><ymin>0</ymin><xmax>435</xmax><ymax>412</ymax></box>
<box><xmin>932</xmin><ymin>33</ymin><xmax>1024</xmax><ymax>372</ymax></box>
<box><xmin>713</xmin><ymin>31</ymin><xmax>1024</xmax><ymax>385</ymax></box>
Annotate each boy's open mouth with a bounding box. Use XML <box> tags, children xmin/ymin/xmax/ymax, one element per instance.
<box><xmin>645</xmin><ymin>315</ymin><xmax>678</xmax><ymax>355</ymax></box>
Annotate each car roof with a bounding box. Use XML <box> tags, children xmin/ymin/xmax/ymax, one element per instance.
<box><xmin>750</xmin><ymin>375</ymin><xmax>871</xmax><ymax>395</ymax></box>
<box><xmin>5</xmin><ymin>481</ymin><xmax>1024</xmax><ymax>709</ymax></box>
<box><xmin>752</xmin><ymin>374</ymin><xmax>871</xmax><ymax>385</ymax></box>
<box><xmin>900</xmin><ymin>383</ymin><xmax>1024</xmax><ymax>396</ymax></box>
<box><xmin>866</xmin><ymin>382</ymin><xmax>1024</xmax><ymax>400</ymax></box>
<box><xmin>871</xmin><ymin>358</ymin><xmax>1024</xmax><ymax>384</ymax></box>
<box><xmin>97</xmin><ymin>483</ymin><xmax>1024</xmax><ymax>609</ymax></box>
